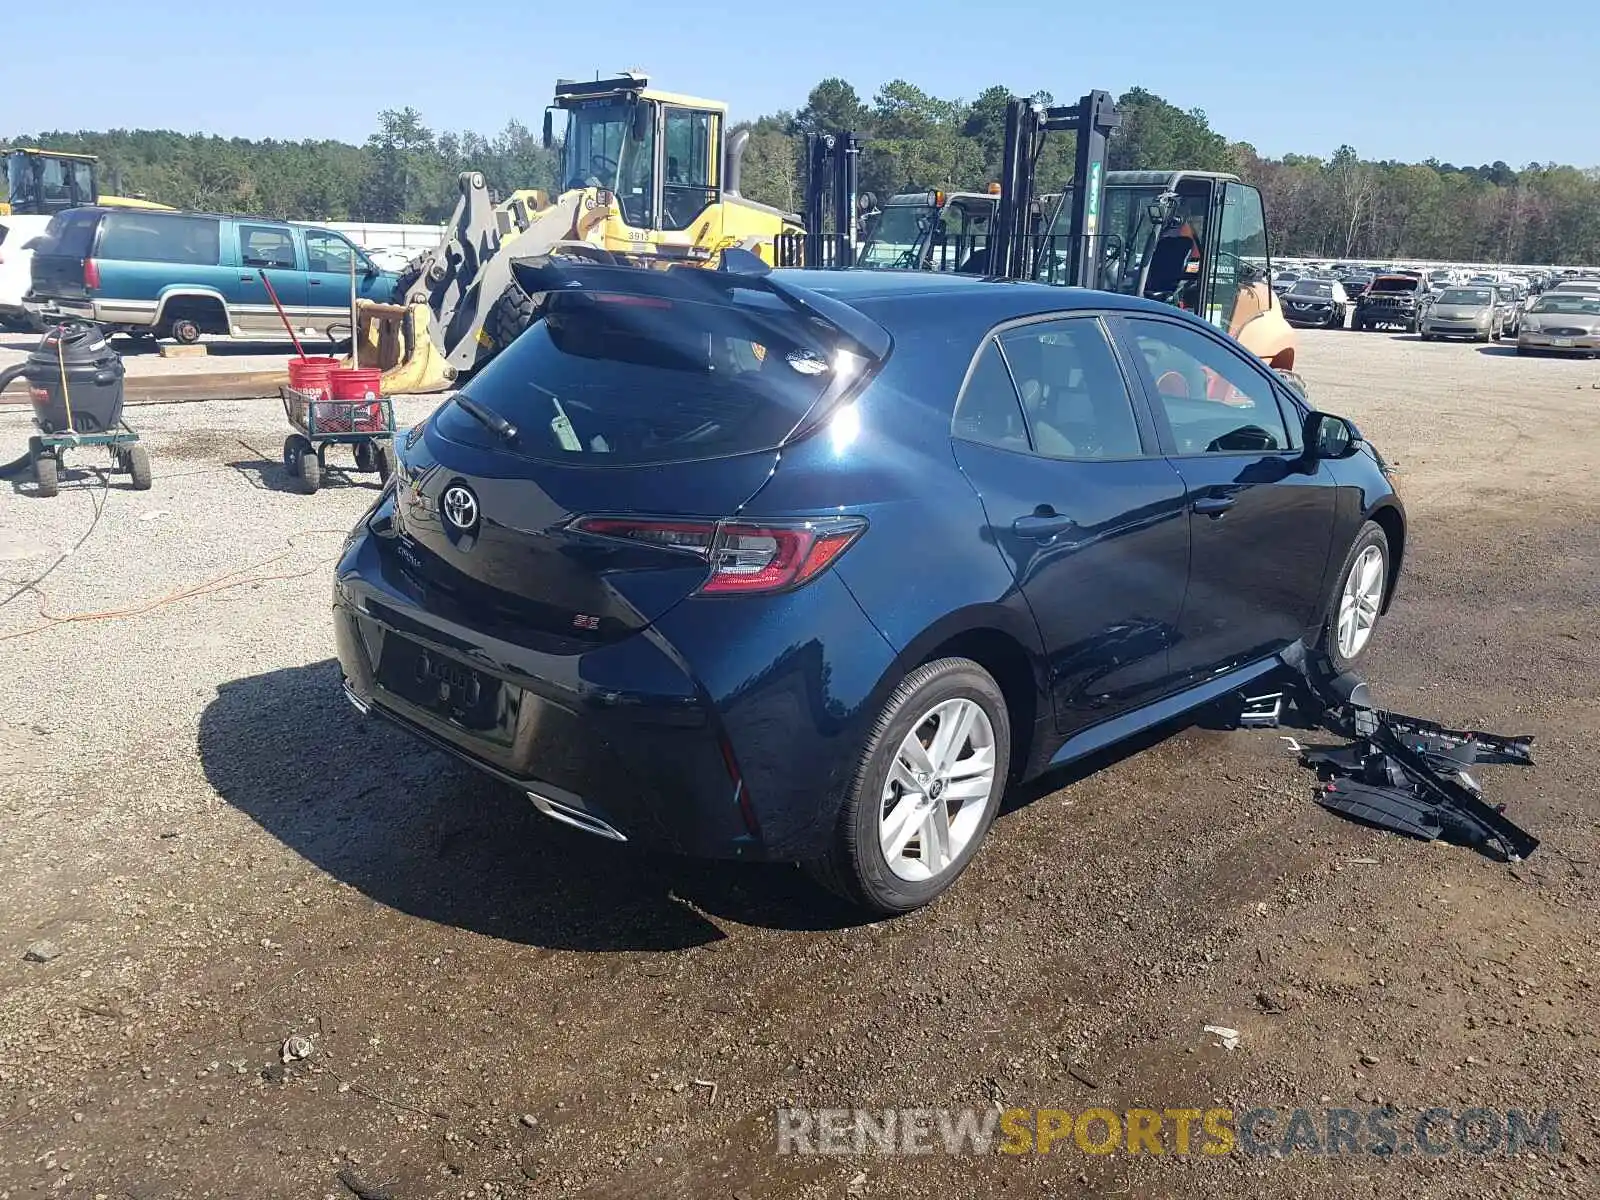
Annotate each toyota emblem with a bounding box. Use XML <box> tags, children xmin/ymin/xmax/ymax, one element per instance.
<box><xmin>441</xmin><ymin>484</ymin><xmax>479</xmax><ymax>533</ymax></box>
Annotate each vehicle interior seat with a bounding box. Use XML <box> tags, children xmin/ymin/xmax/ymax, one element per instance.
<box><xmin>1144</xmin><ymin>232</ymin><xmax>1196</xmax><ymax>300</ymax></box>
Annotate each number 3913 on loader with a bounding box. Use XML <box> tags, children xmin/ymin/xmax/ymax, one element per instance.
<box><xmin>349</xmin><ymin>72</ymin><xmax>806</xmax><ymax>395</ymax></box>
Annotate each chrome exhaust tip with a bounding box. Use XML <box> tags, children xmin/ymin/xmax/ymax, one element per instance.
<box><xmin>527</xmin><ymin>789</ymin><xmax>628</xmax><ymax>842</ymax></box>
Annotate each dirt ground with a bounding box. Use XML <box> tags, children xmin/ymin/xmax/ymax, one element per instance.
<box><xmin>1</xmin><ymin>330</ymin><xmax>1597</xmax><ymax>1200</ymax></box>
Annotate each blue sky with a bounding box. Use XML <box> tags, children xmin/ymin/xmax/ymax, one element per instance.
<box><xmin>9</xmin><ymin>0</ymin><xmax>1592</xmax><ymax>166</ymax></box>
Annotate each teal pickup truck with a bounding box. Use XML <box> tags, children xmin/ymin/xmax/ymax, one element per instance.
<box><xmin>24</xmin><ymin>207</ymin><xmax>403</xmax><ymax>344</ymax></box>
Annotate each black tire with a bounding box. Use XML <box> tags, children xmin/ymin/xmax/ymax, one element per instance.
<box><xmin>804</xmin><ymin>657</ymin><xmax>1011</xmax><ymax>915</ymax></box>
<box><xmin>1352</xmin><ymin>318</ymin><xmax>1366</xmax><ymax>332</ymax></box>
<box><xmin>486</xmin><ymin>281</ymin><xmax>540</xmax><ymax>351</ymax></box>
<box><xmin>1319</xmin><ymin>520</ymin><xmax>1391</xmax><ymax>673</ymax></box>
<box><xmin>34</xmin><ymin>453</ymin><xmax>59</xmax><ymax>498</ymax></box>
<box><xmin>127</xmin><ymin>444</ymin><xmax>152</xmax><ymax>491</ymax></box>
<box><xmin>353</xmin><ymin>440</ymin><xmax>375</xmax><ymax>473</ymax></box>
<box><xmin>1421</xmin><ymin>333</ymin><xmax>1436</xmax><ymax>342</ymax></box>
<box><xmin>373</xmin><ymin>441</ymin><xmax>395</xmax><ymax>483</ymax></box>
<box><xmin>283</xmin><ymin>433</ymin><xmax>318</xmax><ymax>492</ymax></box>
<box><xmin>168</xmin><ymin>317</ymin><xmax>202</xmax><ymax>345</ymax></box>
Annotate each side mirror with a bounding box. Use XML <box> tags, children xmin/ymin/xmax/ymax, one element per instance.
<box><xmin>1302</xmin><ymin>410</ymin><xmax>1360</xmax><ymax>461</ymax></box>
<box><xmin>632</xmin><ymin>103</ymin><xmax>651</xmax><ymax>144</ymax></box>
<box><xmin>542</xmin><ymin>109</ymin><xmax>555</xmax><ymax>150</ymax></box>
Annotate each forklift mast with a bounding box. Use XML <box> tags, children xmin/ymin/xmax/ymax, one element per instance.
<box><xmin>991</xmin><ymin>91</ymin><xmax>1119</xmax><ymax>285</ymax></box>
<box><xmin>800</xmin><ymin>131</ymin><xmax>861</xmax><ymax>268</ymax></box>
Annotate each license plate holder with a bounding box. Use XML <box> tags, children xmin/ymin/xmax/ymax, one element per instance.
<box><xmin>377</xmin><ymin>637</ymin><xmax>518</xmax><ymax>744</ymax></box>
<box><xmin>1552</xmin><ymin>338</ymin><xmax>1573</xmax><ymax>347</ymax></box>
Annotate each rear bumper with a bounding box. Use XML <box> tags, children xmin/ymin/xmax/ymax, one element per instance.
<box><xmin>332</xmin><ymin>521</ymin><xmax>894</xmax><ymax>862</ymax></box>
<box><xmin>25</xmin><ymin>297</ymin><xmax>97</xmax><ymax>324</ymax></box>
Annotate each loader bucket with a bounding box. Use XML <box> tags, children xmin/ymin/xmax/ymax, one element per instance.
<box><xmin>347</xmin><ymin>298</ymin><xmax>458</xmax><ymax>396</ymax></box>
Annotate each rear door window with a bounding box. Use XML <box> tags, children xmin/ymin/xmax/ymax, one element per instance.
<box><xmin>98</xmin><ymin>214</ymin><xmax>219</xmax><ymax>265</ymax></box>
<box><xmin>440</xmin><ymin>288</ymin><xmax>854</xmax><ymax>465</ymax></box>
<box><xmin>996</xmin><ymin>317</ymin><xmax>1145</xmax><ymax>460</ymax></box>
<box><xmin>238</xmin><ymin>224</ymin><xmax>298</xmax><ymax>270</ymax></box>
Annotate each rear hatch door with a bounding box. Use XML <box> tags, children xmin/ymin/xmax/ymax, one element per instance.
<box><xmin>387</xmin><ymin>260</ymin><xmax>890</xmax><ymax>649</ymax></box>
<box><xmin>27</xmin><ymin>209</ymin><xmax>99</xmax><ymax>299</ymax></box>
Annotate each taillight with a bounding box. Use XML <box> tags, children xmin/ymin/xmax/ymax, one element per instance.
<box><xmin>572</xmin><ymin>516</ymin><xmax>866</xmax><ymax>595</ymax></box>
<box><xmin>83</xmin><ymin>258</ymin><xmax>100</xmax><ymax>289</ymax></box>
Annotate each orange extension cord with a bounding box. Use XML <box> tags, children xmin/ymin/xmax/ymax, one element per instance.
<box><xmin>0</xmin><ymin>529</ymin><xmax>353</xmax><ymax>643</ymax></box>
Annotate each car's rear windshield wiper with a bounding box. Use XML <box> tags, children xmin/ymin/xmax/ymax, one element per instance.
<box><xmin>454</xmin><ymin>393</ymin><xmax>518</xmax><ymax>442</ymax></box>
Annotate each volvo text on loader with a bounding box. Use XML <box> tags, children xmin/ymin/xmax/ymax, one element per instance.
<box><xmin>350</xmin><ymin>72</ymin><xmax>804</xmax><ymax>395</ymax></box>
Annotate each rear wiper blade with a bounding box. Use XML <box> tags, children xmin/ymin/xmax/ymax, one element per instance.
<box><xmin>454</xmin><ymin>394</ymin><xmax>518</xmax><ymax>442</ymax></box>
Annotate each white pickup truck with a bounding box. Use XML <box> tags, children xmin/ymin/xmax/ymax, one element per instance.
<box><xmin>0</xmin><ymin>214</ymin><xmax>50</xmax><ymax>330</ymax></box>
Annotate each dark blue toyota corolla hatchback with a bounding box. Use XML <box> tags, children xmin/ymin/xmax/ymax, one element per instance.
<box><xmin>333</xmin><ymin>256</ymin><xmax>1405</xmax><ymax>914</ymax></box>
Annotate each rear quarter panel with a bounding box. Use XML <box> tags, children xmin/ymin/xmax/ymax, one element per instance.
<box><xmin>739</xmin><ymin>313</ymin><xmax>1047</xmax><ymax>769</ymax></box>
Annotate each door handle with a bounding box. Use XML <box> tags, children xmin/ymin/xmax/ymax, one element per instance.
<box><xmin>1012</xmin><ymin>509</ymin><xmax>1079</xmax><ymax>539</ymax></box>
<box><xmin>308</xmin><ymin>278</ymin><xmax>321</xmax><ymax>285</ymax></box>
<box><xmin>1192</xmin><ymin>495</ymin><xmax>1236</xmax><ymax>517</ymax></box>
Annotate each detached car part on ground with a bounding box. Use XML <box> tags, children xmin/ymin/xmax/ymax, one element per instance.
<box><xmin>1238</xmin><ymin>652</ymin><xmax>1538</xmax><ymax>862</ymax></box>
<box><xmin>333</xmin><ymin>256</ymin><xmax>1405</xmax><ymax>915</ymax></box>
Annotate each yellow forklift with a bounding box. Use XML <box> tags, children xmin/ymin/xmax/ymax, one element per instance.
<box><xmin>827</xmin><ymin>93</ymin><xmax>1300</xmax><ymax>386</ymax></box>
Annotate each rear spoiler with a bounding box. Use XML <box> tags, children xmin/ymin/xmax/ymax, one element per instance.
<box><xmin>507</xmin><ymin>251</ymin><xmax>893</xmax><ymax>365</ymax></box>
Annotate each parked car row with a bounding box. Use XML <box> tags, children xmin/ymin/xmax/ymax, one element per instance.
<box><xmin>1275</xmin><ymin>267</ymin><xmax>1600</xmax><ymax>356</ymax></box>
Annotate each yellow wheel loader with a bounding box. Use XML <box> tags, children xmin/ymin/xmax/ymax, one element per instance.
<box><xmin>2</xmin><ymin>147</ymin><xmax>175</xmax><ymax>216</ymax></box>
<box><xmin>351</xmin><ymin>72</ymin><xmax>805</xmax><ymax>395</ymax></box>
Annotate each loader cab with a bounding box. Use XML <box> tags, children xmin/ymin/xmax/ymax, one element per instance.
<box><xmin>858</xmin><ymin>191</ymin><xmax>1000</xmax><ymax>273</ymax></box>
<box><xmin>549</xmin><ymin>74</ymin><xmax>731</xmax><ymax>255</ymax></box>
<box><xmin>1039</xmin><ymin>170</ymin><xmax>1292</xmax><ymax>368</ymax></box>
<box><xmin>2</xmin><ymin>149</ymin><xmax>98</xmax><ymax>216</ymax></box>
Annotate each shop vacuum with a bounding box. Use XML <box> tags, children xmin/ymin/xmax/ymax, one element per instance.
<box><xmin>0</xmin><ymin>322</ymin><xmax>149</xmax><ymax>496</ymax></box>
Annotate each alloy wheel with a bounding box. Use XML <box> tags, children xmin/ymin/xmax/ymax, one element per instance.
<box><xmin>1337</xmin><ymin>544</ymin><xmax>1385</xmax><ymax>660</ymax></box>
<box><xmin>878</xmin><ymin>698</ymin><xmax>997</xmax><ymax>882</ymax></box>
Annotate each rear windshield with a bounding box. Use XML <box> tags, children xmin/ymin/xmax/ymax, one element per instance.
<box><xmin>440</xmin><ymin>289</ymin><xmax>848</xmax><ymax>466</ymax></box>
<box><xmin>39</xmin><ymin>210</ymin><xmax>99</xmax><ymax>258</ymax></box>
<box><xmin>1370</xmin><ymin>277</ymin><xmax>1418</xmax><ymax>293</ymax></box>
<box><xmin>1438</xmin><ymin>288</ymin><xmax>1492</xmax><ymax>305</ymax></box>
<box><xmin>97</xmin><ymin>213</ymin><xmax>220</xmax><ymax>265</ymax></box>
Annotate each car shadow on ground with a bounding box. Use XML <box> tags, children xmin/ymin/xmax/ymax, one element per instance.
<box><xmin>198</xmin><ymin>659</ymin><xmax>871</xmax><ymax>951</ymax></box>
<box><xmin>224</xmin><ymin>445</ymin><xmax>385</xmax><ymax>494</ymax></box>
